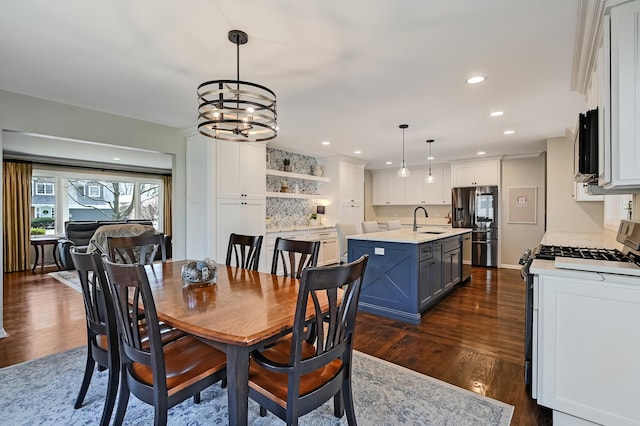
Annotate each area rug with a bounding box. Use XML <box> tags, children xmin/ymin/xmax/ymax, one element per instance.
<box><xmin>0</xmin><ymin>347</ymin><xmax>513</xmax><ymax>425</ymax></box>
<box><xmin>48</xmin><ymin>270</ymin><xmax>82</xmax><ymax>293</ymax></box>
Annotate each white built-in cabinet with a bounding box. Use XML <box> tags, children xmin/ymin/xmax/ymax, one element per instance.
<box><xmin>597</xmin><ymin>1</ymin><xmax>640</xmax><ymax>189</ymax></box>
<box><xmin>324</xmin><ymin>158</ymin><xmax>365</xmax><ymax>226</ymax></box>
<box><xmin>372</xmin><ymin>164</ymin><xmax>451</xmax><ymax>206</ymax></box>
<box><xmin>451</xmin><ymin>159</ymin><xmax>500</xmax><ymax>187</ymax></box>
<box><xmin>215</xmin><ymin>141</ymin><xmax>266</xmax><ymax>263</ymax></box>
<box><xmin>264</xmin><ymin>228</ymin><xmax>338</xmax><ymax>273</ymax></box>
<box><xmin>573</xmin><ymin>182</ymin><xmax>603</xmax><ymax>202</ymax></box>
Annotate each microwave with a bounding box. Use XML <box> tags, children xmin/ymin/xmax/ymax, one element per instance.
<box><xmin>574</xmin><ymin>107</ymin><xmax>598</xmax><ymax>183</ymax></box>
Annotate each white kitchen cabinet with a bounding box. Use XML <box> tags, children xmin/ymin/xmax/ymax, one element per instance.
<box><xmin>451</xmin><ymin>159</ymin><xmax>500</xmax><ymax>187</ymax></box>
<box><xmin>406</xmin><ymin>164</ymin><xmax>452</xmax><ymax>205</ymax></box>
<box><xmin>323</xmin><ymin>157</ymin><xmax>365</xmax><ymax>226</ymax></box>
<box><xmin>307</xmin><ymin>228</ymin><xmax>339</xmax><ymax>266</ymax></box>
<box><xmin>598</xmin><ymin>1</ymin><xmax>640</xmax><ymax>189</ymax></box>
<box><xmin>372</xmin><ymin>169</ymin><xmax>405</xmax><ymax>205</ymax></box>
<box><xmin>535</xmin><ymin>272</ymin><xmax>640</xmax><ymax>425</ymax></box>
<box><xmin>216</xmin><ymin>198</ymin><xmax>266</xmax><ymax>266</ymax></box>
<box><xmin>217</xmin><ymin>141</ymin><xmax>266</xmax><ymax>199</ymax></box>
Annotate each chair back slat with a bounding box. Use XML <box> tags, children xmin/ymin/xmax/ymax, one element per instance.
<box><xmin>226</xmin><ymin>233</ymin><xmax>263</xmax><ymax>271</ymax></box>
<box><xmin>107</xmin><ymin>233</ymin><xmax>165</xmax><ymax>265</ymax></box>
<box><xmin>270</xmin><ymin>238</ymin><xmax>320</xmax><ymax>279</ymax></box>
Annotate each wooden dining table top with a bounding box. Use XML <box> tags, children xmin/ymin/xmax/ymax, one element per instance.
<box><xmin>143</xmin><ymin>260</ymin><xmax>328</xmax><ymax>347</ymax></box>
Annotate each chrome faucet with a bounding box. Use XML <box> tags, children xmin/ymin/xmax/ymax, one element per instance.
<box><xmin>413</xmin><ymin>206</ymin><xmax>429</xmax><ymax>231</ymax></box>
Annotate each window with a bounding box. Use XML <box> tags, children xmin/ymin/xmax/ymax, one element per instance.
<box><xmin>34</xmin><ymin>182</ymin><xmax>54</xmax><ymax>195</ymax></box>
<box><xmin>604</xmin><ymin>194</ymin><xmax>633</xmax><ymax>231</ymax></box>
<box><xmin>84</xmin><ymin>183</ymin><xmax>101</xmax><ymax>198</ymax></box>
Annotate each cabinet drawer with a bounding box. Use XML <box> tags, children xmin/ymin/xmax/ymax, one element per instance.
<box><xmin>307</xmin><ymin>229</ymin><xmax>337</xmax><ymax>241</ymax></box>
<box><xmin>419</xmin><ymin>243</ymin><xmax>433</xmax><ymax>261</ymax></box>
<box><xmin>444</xmin><ymin>236</ymin><xmax>460</xmax><ymax>253</ymax></box>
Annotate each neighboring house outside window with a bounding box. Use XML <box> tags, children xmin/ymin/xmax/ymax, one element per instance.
<box><xmin>84</xmin><ymin>183</ymin><xmax>102</xmax><ymax>198</ymax></box>
<box><xmin>34</xmin><ymin>182</ymin><xmax>54</xmax><ymax>195</ymax></box>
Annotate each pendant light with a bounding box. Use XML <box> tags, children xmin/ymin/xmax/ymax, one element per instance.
<box><xmin>197</xmin><ymin>30</ymin><xmax>278</xmax><ymax>142</ymax></box>
<box><xmin>426</xmin><ymin>139</ymin><xmax>435</xmax><ymax>183</ymax></box>
<box><xmin>397</xmin><ymin>124</ymin><xmax>410</xmax><ymax>178</ymax></box>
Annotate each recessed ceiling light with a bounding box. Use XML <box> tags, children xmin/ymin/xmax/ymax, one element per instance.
<box><xmin>113</xmin><ymin>157</ymin><xmax>121</xmax><ymax>161</ymax></box>
<box><xmin>354</xmin><ymin>150</ymin><xmax>362</xmax><ymax>155</ymax></box>
<box><xmin>477</xmin><ymin>151</ymin><xmax>486</xmax><ymax>155</ymax></box>
<box><xmin>386</xmin><ymin>161</ymin><xmax>392</xmax><ymax>165</ymax></box>
<box><xmin>321</xmin><ymin>140</ymin><xmax>330</xmax><ymax>145</ymax></box>
<box><xmin>466</xmin><ymin>76</ymin><xmax>486</xmax><ymax>84</ymax></box>
<box><xmin>503</xmin><ymin>130</ymin><xmax>515</xmax><ymax>135</ymax></box>
<box><xmin>490</xmin><ymin>111</ymin><xmax>504</xmax><ymax>117</ymax></box>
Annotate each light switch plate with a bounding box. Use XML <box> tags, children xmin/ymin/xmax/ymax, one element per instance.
<box><xmin>374</xmin><ymin>247</ymin><xmax>385</xmax><ymax>255</ymax></box>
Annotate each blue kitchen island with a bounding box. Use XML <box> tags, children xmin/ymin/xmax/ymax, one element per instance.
<box><xmin>348</xmin><ymin>227</ymin><xmax>471</xmax><ymax>324</ymax></box>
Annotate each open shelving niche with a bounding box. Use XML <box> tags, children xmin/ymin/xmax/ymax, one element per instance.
<box><xmin>266</xmin><ymin>169</ymin><xmax>329</xmax><ymax>200</ymax></box>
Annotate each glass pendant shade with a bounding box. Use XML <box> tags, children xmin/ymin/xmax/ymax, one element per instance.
<box><xmin>426</xmin><ymin>139</ymin><xmax>435</xmax><ymax>183</ymax></box>
<box><xmin>397</xmin><ymin>124</ymin><xmax>410</xmax><ymax>178</ymax></box>
<box><xmin>198</xmin><ymin>30</ymin><xmax>277</xmax><ymax>142</ymax></box>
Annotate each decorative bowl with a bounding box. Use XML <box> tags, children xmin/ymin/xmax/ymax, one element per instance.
<box><xmin>181</xmin><ymin>259</ymin><xmax>217</xmax><ymax>286</ymax></box>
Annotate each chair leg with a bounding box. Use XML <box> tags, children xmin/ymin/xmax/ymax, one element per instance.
<box><xmin>113</xmin><ymin>369</ymin><xmax>130</xmax><ymax>426</ymax></box>
<box><xmin>342</xmin><ymin>379</ymin><xmax>357</xmax><ymax>425</ymax></box>
<box><xmin>154</xmin><ymin>400</ymin><xmax>168</xmax><ymax>426</ymax></box>
<box><xmin>100</xmin><ymin>364</ymin><xmax>119</xmax><ymax>426</ymax></box>
<box><xmin>333</xmin><ymin>390</ymin><xmax>345</xmax><ymax>418</ymax></box>
<box><xmin>221</xmin><ymin>377</ymin><xmax>227</xmax><ymax>388</ymax></box>
<box><xmin>193</xmin><ymin>392</ymin><xmax>201</xmax><ymax>404</ymax></box>
<box><xmin>74</xmin><ymin>346</ymin><xmax>95</xmax><ymax>409</ymax></box>
<box><xmin>259</xmin><ymin>406</ymin><xmax>267</xmax><ymax>417</ymax></box>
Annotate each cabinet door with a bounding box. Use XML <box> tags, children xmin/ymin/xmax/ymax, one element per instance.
<box><xmin>340</xmin><ymin>162</ymin><xmax>364</xmax><ymax>204</ymax></box>
<box><xmin>452</xmin><ymin>164</ymin><xmax>475</xmax><ymax>187</ymax></box>
<box><xmin>242</xmin><ymin>143</ymin><xmax>266</xmax><ymax>198</ymax></box>
<box><xmin>431</xmin><ymin>242</ymin><xmax>444</xmax><ymax>298</ymax></box>
<box><xmin>372</xmin><ymin>171</ymin><xmax>391</xmax><ymax>205</ymax></box>
<box><xmin>216</xmin><ymin>142</ymin><xmax>265</xmax><ymax>198</ymax></box>
<box><xmin>388</xmin><ymin>172</ymin><xmax>406</xmax><ymax>204</ymax></box>
<box><xmin>405</xmin><ymin>169</ymin><xmax>425</xmax><ymax>205</ymax></box>
<box><xmin>473</xmin><ymin>161</ymin><xmax>499</xmax><ymax>186</ymax></box>
<box><xmin>419</xmin><ymin>258</ymin><xmax>433</xmax><ymax>310</ymax></box>
<box><xmin>216</xmin><ymin>198</ymin><xmax>245</xmax><ymax>263</ymax></box>
<box><xmin>318</xmin><ymin>238</ymin><xmax>339</xmax><ymax>266</ymax></box>
<box><xmin>441</xmin><ymin>164</ymin><xmax>452</xmax><ymax>204</ymax></box>
<box><xmin>217</xmin><ymin>142</ymin><xmax>243</xmax><ymax>198</ymax></box>
<box><xmin>608</xmin><ymin>1</ymin><xmax>640</xmax><ymax>187</ymax></box>
<box><xmin>339</xmin><ymin>203</ymin><xmax>363</xmax><ymax>226</ymax></box>
<box><xmin>444</xmin><ymin>248</ymin><xmax>461</xmax><ymax>289</ymax></box>
<box><xmin>422</xmin><ymin>167</ymin><xmax>442</xmax><ymax>205</ymax></box>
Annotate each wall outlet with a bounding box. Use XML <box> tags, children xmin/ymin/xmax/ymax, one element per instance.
<box><xmin>374</xmin><ymin>247</ymin><xmax>385</xmax><ymax>255</ymax></box>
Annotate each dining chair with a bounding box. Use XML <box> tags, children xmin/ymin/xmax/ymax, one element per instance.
<box><xmin>107</xmin><ymin>233</ymin><xmax>166</xmax><ymax>264</ymax></box>
<box><xmin>248</xmin><ymin>255</ymin><xmax>369</xmax><ymax>425</ymax></box>
<box><xmin>102</xmin><ymin>258</ymin><xmax>227</xmax><ymax>426</ymax></box>
<box><xmin>225</xmin><ymin>233</ymin><xmax>263</xmax><ymax>271</ymax></box>
<box><xmin>270</xmin><ymin>237</ymin><xmax>320</xmax><ymax>279</ymax></box>
<box><xmin>336</xmin><ymin>223</ymin><xmax>358</xmax><ymax>264</ymax></box>
<box><xmin>361</xmin><ymin>221</ymin><xmax>380</xmax><ymax>233</ymax></box>
<box><xmin>71</xmin><ymin>248</ymin><xmax>119</xmax><ymax>426</ymax></box>
<box><xmin>386</xmin><ymin>220</ymin><xmax>403</xmax><ymax>230</ymax></box>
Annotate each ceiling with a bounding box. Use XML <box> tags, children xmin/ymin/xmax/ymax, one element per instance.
<box><xmin>0</xmin><ymin>0</ymin><xmax>586</xmax><ymax>170</ymax></box>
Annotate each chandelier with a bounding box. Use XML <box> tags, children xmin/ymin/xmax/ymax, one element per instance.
<box><xmin>426</xmin><ymin>139</ymin><xmax>435</xmax><ymax>183</ymax></box>
<box><xmin>197</xmin><ymin>30</ymin><xmax>277</xmax><ymax>142</ymax></box>
<box><xmin>397</xmin><ymin>124</ymin><xmax>410</xmax><ymax>178</ymax></box>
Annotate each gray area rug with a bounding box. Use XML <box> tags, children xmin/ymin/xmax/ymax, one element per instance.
<box><xmin>48</xmin><ymin>270</ymin><xmax>82</xmax><ymax>293</ymax></box>
<box><xmin>0</xmin><ymin>346</ymin><xmax>512</xmax><ymax>425</ymax></box>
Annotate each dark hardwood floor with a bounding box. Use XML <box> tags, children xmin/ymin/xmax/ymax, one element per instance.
<box><xmin>1</xmin><ymin>264</ymin><xmax>550</xmax><ymax>425</ymax></box>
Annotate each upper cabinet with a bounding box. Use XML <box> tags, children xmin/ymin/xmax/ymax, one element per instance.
<box><xmin>217</xmin><ymin>141</ymin><xmax>266</xmax><ymax>199</ymax></box>
<box><xmin>372</xmin><ymin>164</ymin><xmax>451</xmax><ymax>206</ymax></box>
<box><xmin>339</xmin><ymin>161</ymin><xmax>365</xmax><ymax>204</ymax></box>
<box><xmin>451</xmin><ymin>159</ymin><xmax>500</xmax><ymax>187</ymax></box>
<box><xmin>323</xmin><ymin>157</ymin><xmax>366</xmax><ymax>225</ymax></box>
<box><xmin>597</xmin><ymin>1</ymin><xmax>640</xmax><ymax>189</ymax></box>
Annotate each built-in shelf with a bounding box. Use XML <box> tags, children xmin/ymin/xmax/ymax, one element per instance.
<box><xmin>266</xmin><ymin>191</ymin><xmax>328</xmax><ymax>200</ymax></box>
<box><xmin>266</xmin><ymin>169</ymin><xmax>330</xmax><ymax>183</ymax></box>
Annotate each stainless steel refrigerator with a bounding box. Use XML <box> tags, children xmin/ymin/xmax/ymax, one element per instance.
<box><xmin>451</xmin><ymin>186</ymin><xmax>498</xmax><ymax>267</ymax></box>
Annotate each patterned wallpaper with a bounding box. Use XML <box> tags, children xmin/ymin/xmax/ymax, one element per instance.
<box><xmin>266</xmin><ymin>148</ymin><xmax>323</xmax><ymax>228</ymax></box>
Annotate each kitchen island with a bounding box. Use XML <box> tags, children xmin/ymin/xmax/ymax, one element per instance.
<box><xmin>348</xmin><ymin>227</ymin><xmax>471</xmax><ymax>324</ymax></box>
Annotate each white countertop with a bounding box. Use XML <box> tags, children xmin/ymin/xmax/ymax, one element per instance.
<box><xmin>347</xmin><ymin>227</ymin><xmax>471</xmax><ymax>244</ymax></box>
<box><xmin>540</xmin><ymin>229</ymin><xmax>622</xmax><ymax>250</ymax></box>
<box><xmin>266</xmin><ymin>225</ymin><xmax>335</xmax><ymax>234</ymax></box>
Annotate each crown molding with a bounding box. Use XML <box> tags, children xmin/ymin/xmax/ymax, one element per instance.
<box><xmin>571</xmin><ymin>0</ymin><xmax>606</xmax><ymax>94</ymax></box>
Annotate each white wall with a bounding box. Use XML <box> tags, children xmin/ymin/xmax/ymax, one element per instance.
<box><xmin>500</xmin><ymin>154</ymin><xmax>547</xmax><ymax>266</ymax></box>
<box><xmin>0</xmin><ymin>89</ymin><xmax>189</xmax><ymax>338</ymax></box>
<box><xmin>546</xmin><ymin>134</ymin><xmax>604</xmax><ymax>232</ymax></box>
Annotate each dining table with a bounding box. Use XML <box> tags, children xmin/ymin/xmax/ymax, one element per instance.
<box><xmin>143</xmin><ymin>259</ymin><xmax>332</xmax><ymax>426</ymax></box>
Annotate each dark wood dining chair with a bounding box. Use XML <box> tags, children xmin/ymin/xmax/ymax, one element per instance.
<box><xmin>102</xmin><ymin>258</ymin><xmax>227</xmax><ymax>426</ymax></box>
<box><xmin>225</xmin><ymin>233</ymin><xmax>263</xmax><ymax>271</ymax></box>
<box><xmin>107</xmin><ymin>233</ymin><xmax>166</xmax><ymax>264</ymax></box>
<box><xmin>71</xmin><ymin>248</ymin><xmax>119</xmax><ymax>426</ymax></box>
<box><xmin>270</xmin><ymin>237</ymin><xmax>320</xmax><ymax>278</ymax></box>
<box><xmin>248</xmin><ymin>255</ymin><xmax>369</xmax><ymax>425</ymax></box>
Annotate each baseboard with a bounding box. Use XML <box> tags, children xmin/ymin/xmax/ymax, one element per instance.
<box><xmin>500</xmin><ymin>264</ymin><xmax>522</xmax><ymax>270</ymax></box>
<box><xmin>0</xmin><ymin>327</ymin><xmax>7</xmax><ymax>339</ymax></box>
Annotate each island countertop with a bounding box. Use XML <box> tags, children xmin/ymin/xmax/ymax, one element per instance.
<box><xmin>347</xmin><ymin>227</ymin><xmax>471</xmax><ymax>244</ymax></box>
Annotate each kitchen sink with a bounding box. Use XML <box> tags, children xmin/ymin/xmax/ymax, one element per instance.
<box><xmin>419</xmin><ymin>231</ymin><xmax>445</xmax><ymax>234</ymax></box>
